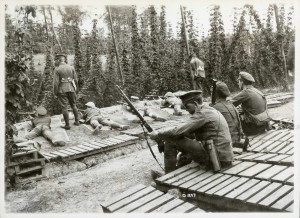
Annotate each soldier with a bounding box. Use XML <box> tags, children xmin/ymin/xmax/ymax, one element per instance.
<box><xmin>83</xmin><ymin>102</ymin><xmax>129</xmax><ymax>135</ymax></box>
<box><xmin>149</xmin><ymin>90</ymin><xmax>233</xmax><ymax>175</ymax></box>
<box><xmin>13</xmin><ymin>106</ymin><xmax>65</xmax><ymax>147</ymax></box>
<box><xmin>161</xmin><ymin>92</ymin><xmax>183</xmax><ymax>116</ymax></box>
<box><xmin>53</xmin><ymin>54</ymin><xmax>80</xmax><ymax>130</ymax></box>
<box><xmin>189</xmin><ymin>53</ymin><xmax>205</xmax><ymax>91</ymax></box>
<box><xmin>230</xmin><ymin>72</ymin><xmax>271</xmax><ymax>136</ymax></box>
<box><xmin>213</xmin><ymin>81</ymin><xmax>243</xmax><ymax>146</ymax></box>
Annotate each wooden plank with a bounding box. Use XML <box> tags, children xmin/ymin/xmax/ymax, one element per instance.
<box><xmin>253</xmin><ymin>153</ymin><xmax>278</xmax><ymax>162</ymax></box>
<box><xmin>103</xmin><ymin>139</ymin><xmax>119</xmax><ymax>145</ymax></box>
<box><xmin>258</xmin><ymin>185</ymin><xmax>293</xmax><ymax>206</ymax></box>
<box><xmin>16</xmin><ymin>166</ymin><xmax>43</xmax><ymax>175</ymax></box>
<box><xmin>255</xmin><ymin>165</ymin><xmax>288</xmax><ymax>180</ymax></box>
<box><xmin>189</xmin><ymin>208</ymin><xmax>205</xmax><ymax>213</ymax></box>
<box><xmin>262</xmin><ymin>141</ymin><xmax>286</xmax><ymax>153</ymax></box>
<box><xmin>247</xmin><ymin>182</ymin><xmax>282</xmax><ymax>204</ymax></box>
<box><xmin>57</xmin><ymin>149</ymin><xmax>75</xmax><ymax>156</ymax></box>
<box><xmin>167</xmin><ymin>202</ymin><xmax>196</xmax><ymax>213</ymax></box>
<box><xmin>236</xmin><ymin>181</ymin><xmax>271</xmax><ymax>201</ymax></box>
<box><xmin>238</xmin><ymin>163</ymin><xmax>272</xmax><ymax>178</ymax></box>
<box><xmin>152</xmin><ymin>199</ymin><xmax>184</xmax><ymax>213</ymax></box>
<box><xmin>40</xmin><ymin>152</ymin><xmax>58</xmax><ymax>158</ymax></box>
<box><xmin>166</xmin><ymin>168</ymin><xmax>200</xmax><ymax>185</ymax></box>
<box><xmin>89</xmin><ymin>141</ymin><xmax>107</xmax><ymax>148</ymax></box>
<box><xmin>270</xmin><ymin>142</ymin><xmax>291</xmax><ymax>153</ymax></box>
<box><xmin>214</xmin><ymin>177</ymin><xmax>249</xmax><ymax>197</ymax></box>
<box><xmin>179</xmin><ymin>171</ymin><xmax>214</xmax><ymax>189</ymax></box>
<box><xmin>225</xmin><ymin>179</ymin><xmax>260</xmax><ymax>199</ymax></box>
<box><xmin>240</xmin><ymin>153</ymin><xmax>266</xmax><ymax>161</ymax></box>
<box><xmin>271</xmin><ymin>167</ymin><xmax>294</xmax><ymax>183</ymax></box>
<box><xmin>106</xmin><ymin>138</ymin><xmax>124</xmax><ymax>143</ymax></box>
<box><xmin>107</xmin><ymin>186</ymin><xmax>156</xmax><ymax>212</ymax></box>
<box><xmin>82</xmin><ymin>143</ymin><xmax>102</xmax><ymax>149</ymax></box>
<box><xmin>197</xmin><ymin>174</ymin><xmax>232</xmax><ymax>193</ymax></box>
<box><xmin>114</xmin><ymin>134</ymin><xmax>139</xmax><ymax>141</ymax></box>
<box><xmin>277</xmin><ymin>144</ymin><xmax>294</xmax><ymax>154</ymax></box>
<box><xmin>69</xmin><ymin>146</ymin><xmax>88</xmax><ymax>153</ymax></box>
<box><xmin>249</xmin><ymin>131</ymin><xmax>275</xmax><ymax>141</ymax></box>
<box><xmin>133</xmin><ymin>194</ymin><xmax>174</xmax><ymax>213</ymax></box>
<box><xmin>204</xmin><ymin>176</ymin><xmax>240</xmax><ymax>195</ymax></box>
<box><xmin>234</xmin><ymin>152</ymin><xmax>255</xmax><ymax>160</ymax></box>
<box><xmin>100</xmin><ymin>140</ymin><xmax>115</xmax><ymax>145</ymax></box>
<box><xmin>156</xmin><ymin>162</ymin><xmax>199</xmax><ymax>183</ymax></box>
<box><xmin>286</xmin><ymin>176</ymin><xmax>293</xmax><ymax>185</ymax></box>
<box><xmin>260</xmin><ymin>131</ymin><xmax>285</xmax><ymax>141</ymax></box>
<box><xmin>96</xmin><ymin>140</ymin><xmax>112</xmax><ymax>146</ymax></box>
<box><xmin>172</xmin><ymin>169</ymin><xmax>207</xmax><ymax>186</ymax></box>
<box><xmin>285</xmin><ymin>203</ymin><xmax>293</xmax><ymax>212</ymax></box>
<box><xmin>115</xmin><ymin>190</ymin><xmax>164</xmax><ymax>212</ymax></box>
<box><xmin>50</xmin><ymin>151</ymin><xmax>69</xmax><ymax>157</ymax></box>
<box><xmin>222</xmin><ymin>162</ymin><xmax>257</xmax><ymax>175</ymax></box>
<box><xmin>101</xmin><ymin>184</ymin><xmax>147</xmax><ymax>208</ymax></box>
<box><xmin>271</xmin><ymin>190</ymin><xmax>294</xmax><ymax>210</ymax></box>
<box><xmin>189</xmin><ymin>173</ymin><xmax>223</xmax><ymax>191</ymax></box>
<box><xmin>251</xmin><ymin>141</ymin><xmax>275</xmax><ymax>152</ymax></box>
<box><xmin>64</xmin><ymin>148</ymin><xmax>81</xmax><ymax>155</ymax></box>
<box><xmin>286</xmin><ymin>147</ymin><xmax>294</xmax><ymax>155</ymax></box>
<box><xmin>267</xmin><ymin>154</ymin><xmax>290</xmax><ymax>163</ymax></box>
<box><xmin>76</xmin><ymin>144</ymin><xmax>95</xmax><ymax>151</ymax></box>
<box><xmin>280</xmin><ymin>156</ymin><xmax>293</xmax><ymax>165</ymax></box>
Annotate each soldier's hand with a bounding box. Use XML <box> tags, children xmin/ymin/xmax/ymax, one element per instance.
<box><xmin>148</xmin><ymin>130</ymin><xmax>159</xmax><ymax>140</ymax></box>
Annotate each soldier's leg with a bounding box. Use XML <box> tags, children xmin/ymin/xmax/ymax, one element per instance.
<box><xmin>174</xmin><ymin>104</ymin><xmax>182</xmax><ymax>116</ymax></box>
<box><xmin>25</xmin><ymin>126</ymin><xmax>43</xmax><ymax>140</ymax></box>
<box><xmin>164</xmin><ymin>140</ymin><xmax>178</xmax><ymax>173</ymax></box>
<box><xmin>90</xmin><ymin>117</ymin><xmax>102</xmax><ymax>135</ymax></box>
<box><xmin>100</xmin><ymin>118</ymin><xmax>129</xmax><ymax>130</ymax></box>
<box><xmin>42</xmin><ymin>126</ymin><xmax>65</xmax><ymax>146</ymax></box>
<box><xmin>67</xmin><ymin>92</ymin><xmax>80</xmax><ymax>125</ymax></box>
<box><xmin>58</xmin><ymin>93</ymin><xmax>70</xmax><ymax>129</ymax></box>
<box><xmin>175</xmin><ymin>137</ymin><xmax>207</xmax><ymax>162</ymax></box>
<box><xmin>194</xmin><ymin>77</ymin><xmax>203</xmax><ymax>91</ymax></box>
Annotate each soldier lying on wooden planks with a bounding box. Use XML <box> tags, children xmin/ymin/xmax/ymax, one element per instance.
<box><xmin>149</xmin><ymin>90</ymin><xmax>234</xmax><ymax>176</ymax></box>
<box><xmin>160</xmin><ymin>92</ymin><xmax>183</xmax><ymax>116</ymax></box>
<box><xmin>13</xmin><ymin>106</ymin><xmax>66</xmax><ymax>147</ymax></box>
<box><xmin>82</xmin><ymin>102</ymin><xmax>130</xmax><ymax>135</ymax></box>
<box><xmin>230</xmin><ymin>72</ymin><xmax>271</xmax><ymax>136</ymax></box>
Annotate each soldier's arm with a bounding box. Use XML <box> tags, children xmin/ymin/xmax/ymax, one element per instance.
<box><xmin>230</xmin><ymin>91</ymin><xmax>249</xmax><ymax>107</ymax></box>
<box><xmin>72</xmin><ymin>66</ymin><xmax>78</xmax><ymax>88</ymax></box>
<box><xmin>157</xmin><ymin>115</ymin><xmax>207</xmax><ymax>139</ymax></box>
<box><xmin>53</xmin><ymin>69</ymin><xmax>59</xmax><ymax>96</ymax></box>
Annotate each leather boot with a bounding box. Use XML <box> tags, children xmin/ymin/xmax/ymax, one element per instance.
<box><xmin>62</xmin><ymin>109</ymin><xmax>70</xmax><ymax>129</ymax></box>
<box><xmin>72</xmin><ymin>106</ymin><xmax>80</xmax><ymax>126</ymax></box>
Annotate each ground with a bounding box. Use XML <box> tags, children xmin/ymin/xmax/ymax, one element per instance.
<box><xmin>4</xmin><ymin>101</ymin><xmax>293</xmax><ymax>213</ymax></box>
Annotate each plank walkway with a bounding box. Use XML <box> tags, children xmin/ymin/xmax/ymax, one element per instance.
<box><xmin>100</xmin><ymin>184</ymin><xmax>205</xmax><ymax>213</ymax></box>
<box><xmin>40</xmin><ymin>134</ymin><xmax>139</xmax><ymax>161</ymax></box>
<box><xmin>154</xmin><ymin>129</ymin><xmax>294</xmax><ymax>212</ymax></box>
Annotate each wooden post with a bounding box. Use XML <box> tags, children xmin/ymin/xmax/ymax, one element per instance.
<box><xmin>273</xmin><ymin>4</ymin><xmax>289</xmax><ymax>90</ymax></box>
<box><xmin>47</xmin><ymin>7</ymin><xmax>63</xmax><ymax>53</ymax></box>
<box><xmin>107</xmin><ymin>6</ymin><xmax>125</xmax><ymax>85</ymax></box>
<box><xmin>180</xmin><ymin>6</ymin><xmax>195</xmax><ymax>90</ymax></box>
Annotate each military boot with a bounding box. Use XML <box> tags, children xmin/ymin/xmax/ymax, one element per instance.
<box><xmin>62</xmin><ymin>110</ymin><xmax>70</xmax><ymax>130</ymax></box>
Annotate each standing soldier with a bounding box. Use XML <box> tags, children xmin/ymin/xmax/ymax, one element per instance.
<box><xmin>230</xmin><ymin>72</ymin><xmax>271</xmax><ymax>136</ymax></box>
<box><xmin>53</xmin><ymin>54</ymin><xmax>80</xmax><ymax>130</ymax></box>
<box><xmin>189</xmin><ymin>53</ymin><xmax>205</xmax><ymax>91</ymax></box>
<box><xmin>213</xmin><ymin>81</ymin><xmax>243</xmax><ymax>146</ymax></box>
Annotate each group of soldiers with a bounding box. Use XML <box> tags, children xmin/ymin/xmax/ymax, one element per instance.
<box><xmin>150</xmin><ymin>53</ymin><xmax>272</xmax><ymax>177</ymax></box>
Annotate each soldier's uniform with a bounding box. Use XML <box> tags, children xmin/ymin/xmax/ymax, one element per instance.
<box><xmin>161</xmin><ymin>92</ymin><xmax>183</xmax><ymax>115</ymax></box>
<box><xmin>213</xmin><ymin>81</ymin><xmax>242</xmax><ymax>143</ymax></box>
<box><xmin>53</xmin><ymin>54</ymin><xmax>80</xmax><ymax>129</ymax></box>
<box><xmin>151</xmin><ymin>91</ymin><xmax>233</xmax><ymax>173</ymax></box>
<box><xmin>24</xmin><ymin>106</ymin><xmax>65</xmax><ymax>147</ymax></box>
<box><xmin>190</xmin><ymin>56</ymin><xmax>205</xmax><ymax>91</ymax></box>
<box><xmin>231</xmin><ymin>72</ymin><xmax>270</xmax><ymax>136</ymax></box>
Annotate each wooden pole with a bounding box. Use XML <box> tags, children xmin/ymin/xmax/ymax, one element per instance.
<box><xmin>273</xmin><ymin>4</ymin><xmax>289</xmax><ymax>90</ymax></box>
<box><xmin>180</xmin><ymin>6</ymin><xmax>195</xmax><ymax>89</ymax></box>
<box><xmin>47</xmin><ymin>7</ymin><xmax>63</xmax><ymax>53</ymax></box>
<box><xmin>107</xmin><ymin>6</ymin><xmax>124</xmax><ymax>85</ymax></box>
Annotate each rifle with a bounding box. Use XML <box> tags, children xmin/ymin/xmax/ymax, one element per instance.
<box><xmin>116</xmin><ymin>85</ymin><xmax>164</xmax><ymax>170</ymax></box>
<box><xmin>211</xmin><ymin>79</ymin><xmax>217</xmax><ymax>105</ymax></box>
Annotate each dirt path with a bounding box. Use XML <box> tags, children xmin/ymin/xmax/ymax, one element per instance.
<box><xmin>5</xmin><ymin>101</ymin><xmax>293</xmax><ymax>213</ymax></box>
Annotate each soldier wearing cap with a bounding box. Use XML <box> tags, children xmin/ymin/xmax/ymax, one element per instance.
<box><xmin>14</xmin><ymin>106</ymin><xmax>65</xmax><ymax>147</ymax></box>
<box><xmin>213</xmin><ymin>81</ymin><xmax>243</xmax><ymax>145</ymax></box>
<box><xmin>189</xmin><ymin>53</ymin><xmax>206</xmax><ymax>91</ymax></box>
<box><xmin>53</xmin><ymin>54</ymin><xmax>80</xmax><ymax>130</ymax></box>
<box><xmin>161</xmin><ymin>92</ymin><xmax>183</xmax><ymax>116</ymax></box>
<box><xmin>83</xmin><ymin>101</ymin><xmax>129</xmax><ymax>135</ymax></box>
<box><xmin>231</xmin><ymin>72</ymin><xmax>271</xmax><ymax>135</ymax></box>
<box><xmin>149</xmin><ymin>90</ymin><xmax>233</xmax><ymax>174</ymax></box>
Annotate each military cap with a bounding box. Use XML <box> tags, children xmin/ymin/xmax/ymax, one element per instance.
<box><xmin>36</xmin><ymin>106</ymin><xmax>47</xmax><ymax>115</ymax></box>
<box><xmin>55</xmin><ymin>54</ymin><xmax>67</xmax><ymax>59</ymax></box>
<box><xmin>85</xmin><ymin>102</ymin><xmax>95</xmax><ymax>108</ymax></box>
<box><xmin>179</xmin><ymin>90</ymin><xmax>202</xmax><ymax>105</ymax></box>
<box><xmin>216</xmin><ymin>81</ymin><xmax>230</xmax><ymax>97</ymax></box>
<box><xmin>238</xmin><ymin>71</ymin><xmax>255</xmax><ymax>83</ymax></box>
<box><xmin>164</xmin><ymin>92</ymin><xmax>175</xmax><ymax>98</ymax></box>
